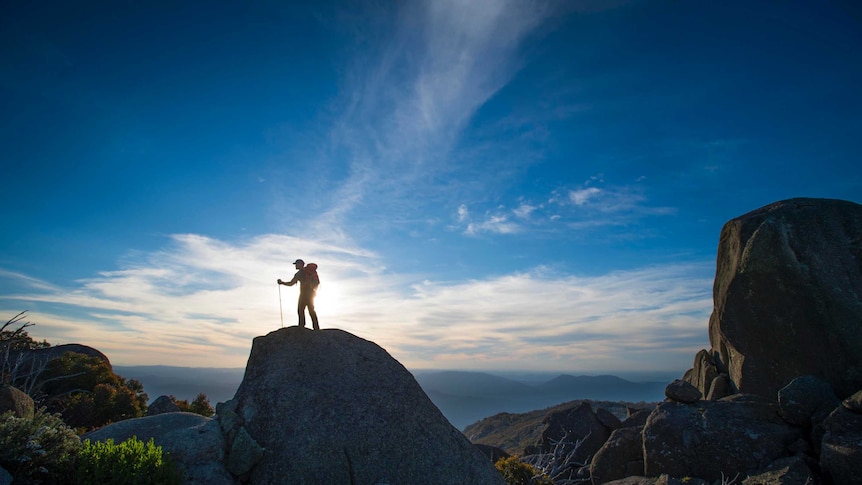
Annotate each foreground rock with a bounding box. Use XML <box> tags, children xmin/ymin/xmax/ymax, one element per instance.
<box><xmin>0</xmin><ymin>385</ymin><xmax>34</xmax><ymax>419</ymax></box>
<box><xmin>83</xmin><ymin>412</ymin><xmax>233</xmax><ymax>484</ymax></box>
<box><xmin>690</xmin><ymin>198</ymin><xmax>862</xmax><ymax>399</ymax></box>
<box><xmin>230</xmin><ymin>327</ymin><xmax>505</xmax><ymax>485</ymax></box>
<box><xmin>643</xmin><ymin>395</ymin><xmax>802</xmax><ymax>482</ymax></box>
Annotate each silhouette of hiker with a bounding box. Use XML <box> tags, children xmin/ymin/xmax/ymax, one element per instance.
<box><xmin>278</xmin><ymin>259</ymin><xmax>320</xmax><ymax>330</ymax></box>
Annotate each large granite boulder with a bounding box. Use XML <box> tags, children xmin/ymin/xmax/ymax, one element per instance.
<box><xmin>589</xmin><ymin>426</ymin><xmax>644</xmax><ymax>484</ymax></box>
<box><xmin>642</xmin><ymin>395</ymin><xmax>802</xmax><ymax>482</ymax></box>
<box><xmin>0</xmin><ymin>385</ymin><xmax>33</xmax><ymax>419</ymax></box>
<box><xmin>83</xmin><ymin>412</ymin><xmax>233</xmax><ymax>484</ymax></box>
<box><xmin>819</xmin><ymin>401</ymin><xmax>862</xmax><ymax>485</ymax></box>
<box><xmin>701</xmin><ymin>198</ymin><xmax>862</xmax><ymax>399</ymax></box>
<box><xmin>10</xmin><ymin>344</ymin><xmax>110</xmax><ymax>369</ymax></box>
<box><xmin>532</xmin><ymin>401</ymin><xmax>613</xmax><ymax>465</ymax></box>
<box><xmin>231</xmin><ymin>327</ymin><xmax>505</xmax><ymax>485</ymax></box>
<box><xmin>777</xmin><ymin>375</ymin><xmax>839</xmax><ymax>449</ymax></box>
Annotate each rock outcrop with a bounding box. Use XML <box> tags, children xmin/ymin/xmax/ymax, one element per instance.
<box><xmin>502</xmin><ymin>198</ymin><xmax>862</xmax><ymax>484</ymax></box>
<box><xmin>692</xmin><ymin>198</ymin><xmax>862</xmax><ymax>399</ymax></box>
<box><xmin>229</xmin><ymin>327</ymin><xmax>505</xmax><ymax>485</ymax></box>
<box><xmin>642</xmin><ymin>395</ymin><xmax>802</xmax><ymax>482</ymax></box>
<box><xmin>11</xmin><ymin>343</ymin><xmax>110</xmax><ymax>370</ymax></box>
<box><xmin>147</xmin><ymin>395</ymin><xmax>181</xmax><ymax>416</ymax></box>
<box><xmin>82</xmin><ymin>412</ymin><xmax>233</xmax><ymax>484</ymax></box>
<box><xmin>819</xmin><ymin>399</ymin><xmax>862</xmax><ymax>484</ymax></box>
<box><xmin>589</xmin><ymin>426</ymin><xmax>644</xmax><ymax>484</ymax></box>
<box><xmin>0</xmin><ymin>385</ymin><xmax>34</xmax><ymax>419</ymax></box>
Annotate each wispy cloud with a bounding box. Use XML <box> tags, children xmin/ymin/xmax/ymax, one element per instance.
<box><xmin>1</xmin><ymin>234</ymin><xmax>712</xmax><ymax>373</ymax></box>
<box><xmin>465</xmin><ymin>214</ymin><xmax>521</xmax><ymax>236</ymax></box>
<box><xmin>569</xmin><ymin>187</ymin><xmax>602</xmax><ymax>206</ymax></box>
<box><xmin>451</xmin><ymin>178</ymin><xmax>676</xmax><ymax>238</ymax></box>
<box><xmin>315</xmin><ymin>0</ymin><xmax>554</xmax><ymax>228</ymax></box>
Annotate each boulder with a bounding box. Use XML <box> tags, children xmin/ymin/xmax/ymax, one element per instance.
<box><xmin>10</xmin><ymin>344</ymin><xmax>111</xmax><ymax>370</ymax></box>
<box><xmin>642</xmin><ymin>395</ymin><xmax>802</xmax><ymax>482</ymax></box>
<box><xmin>0</xmin><ymin>385</ymin><xmax>33</xmax><ymax>419</ymax></box>
<box><xmin>534</xmin><ymin>401</ymin><xmax>612</xmax><ymax>466</ymax></box>
<box><xmin>83</xmin><ymin>412</ymin><xmax>234</xmax><ymax>484</ymax></box>
<box><xmin>622</xmin><ymin>408</ymin><xmax>652</xmax><ymax>428</ymax></box>
<box><xmin>705</xmin><ymin>373</ymin><xmax>730</xmax><ymax>400</ymax></box>
<box><xmin>842</xmin><ymin>389</ymin><xmax>862</xmax><ymax>413</ymax></box>
<box><xmin>819</xmin><ymin>405</ymin><xmax>862</xmax><ymax>485</ymax></box>
<box><xmin>225</xmin><ymin>426</ymin><xmax>264</xmax><ymax>477</ymax></box>
<box><xmin>0</xmin><ymin>466</ymin><xmax>11</xmax><ymax>485</ymax></box>
<box><xmin>596</xmin><ymin>407</ymin><xmax>622</xmax><ymax>431</ymax></box>
<box><xmin>147</xmin><ymin>395</ymin><xmax>180</xmax><ymax>416</ymax></box>
<box><xmin>704</xmin><ymin>198</ymin><xmax>862</xmax><ymax>399</ymax></box>
<box><xmin>664</xmin><ymin>379</ymin><xmax>701</xmax><ymax>403</ymax></box>
<box><xmin>231</xmin><ymin>327</ymin><xmax>505</xmax><ymax>485</ymax></box>
<box><xmin>777</xmin><ymin>375</ymin><xmax>839</xmax><ymax>448</ymax></box>
<box><xmin>740</xmin><ymin>456</ymin><xmax>813</xmax><ymax>485</ymax></box>
<box><xmin>589</xmin><ymin>426</ymin><xmax>644</xmax><ymax>484</ymax></box>
<box><xmin>682</xmin><ymin>349</ymin><xmax>721</xmax><ymax>397</ymax></box>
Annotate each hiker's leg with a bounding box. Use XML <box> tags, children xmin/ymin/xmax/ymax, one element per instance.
<box><xmin>296</xmin><ymin>299</ymin><xmax>306</xmax><ymax>327</ymax></box>
<box><xmin>308</xmin><ymin>296</ymin><xmax>319</xmax><ymax>330</ymax></box>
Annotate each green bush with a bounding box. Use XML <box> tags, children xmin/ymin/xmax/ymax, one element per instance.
<box><xmin>495</xmin><ymin>456</ymin><xmax>554</xmax><ymax>485</ymax></box>
<box><xmin>170</xmin><ymin>392</ymin><xmax>215</xmax><ymax>417</ymax></box>
<box><xmin>0</xmin><ymin>408</ymin><xmax>82</xmax><ymax>484</ymax></box>
<box><xmin>39</xmin><ymin>353</ymin><xmax>148</xmax><ymax>430</ymax></box>
<box><xmin>74</xmin><ymin>436</ymin><xmax>183</xmax><ymax>485</ymax></box>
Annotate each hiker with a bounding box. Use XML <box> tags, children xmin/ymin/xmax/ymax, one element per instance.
<box><xmin>277</xmin><ymin>259</ymin><xmax>320</xmax><ymax>330</ymax></box>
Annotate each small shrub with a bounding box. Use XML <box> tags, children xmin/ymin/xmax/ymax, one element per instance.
<box><xmin>495</xmin><ymin>456</ymin><xmax>554</xmax><ymax>485</ymax></box>
<box><xmin>0</xmin><ymin>407</ymin><xmax>82</xmax><ymax>484</ymax></box>
<box><xmin>74</xmin><ymin>436</ymin><xmax>183</xmax><ymax>485</ymax></box>
<box><xmin>171</xmin><ymin>392</ymin><xmax>215</xmax><ymax>417</ymax></box>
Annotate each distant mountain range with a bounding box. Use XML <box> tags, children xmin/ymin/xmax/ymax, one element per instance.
<box><xmin>414</xmin><ymin>371</ymin><xmax>667</xmax><ymax>429</ymax></box>
<box><xmin>114</xmin><ymin>366</ymin><xmax>670</xmax><ymax>430</ymax></box>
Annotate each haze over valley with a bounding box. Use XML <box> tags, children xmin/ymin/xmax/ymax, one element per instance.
<box><xmin>116</xmin><ymin>365</ymin><xmax>670</xmax><ymax>429</ymax></box>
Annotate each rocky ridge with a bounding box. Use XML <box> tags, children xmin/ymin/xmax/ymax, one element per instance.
<box><xmin>79</xmin><ymin>327</ymin><xmax>505</xmax><ymax>485</ymax></box>
<box><xmin>469</xmin><ymin>198</ymin><xmax>862</xmax><ymax>484</ymax></box>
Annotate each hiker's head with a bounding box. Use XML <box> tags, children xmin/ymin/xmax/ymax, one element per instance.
<box><xmin>293</xmin><ymin>259</ymin><xmax>305</xmax><ymax>269</ymax></box>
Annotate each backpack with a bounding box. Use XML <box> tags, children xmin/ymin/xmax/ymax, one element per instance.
<box><xmin>304</xmin><ymin>263</ymin><xmax>320</xmax><ymax>288</ymax></box>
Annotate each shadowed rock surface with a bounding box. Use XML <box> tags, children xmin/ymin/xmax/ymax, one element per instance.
<box><xmin>232</xmin><ymin>327</ymin><xmax>505</xmax><ymax>485</ymax></box>
<box><xmin>0</xmin><ymin>385</ymin><xmax>33</xmax><ymax>419</ymax></box>
<box><xmin>11</xmin><ymin>344</ymin><xmax>110</xmax><ymax>369</ymax></box>
<box><xmin>83</xmin><ymin>412</ymin><xmax>233</xmax><ymax>484</ymax></box>
<box><xmin>642</xmin><ymin>395</ymin><xmax>802</xmax><ymax>482</ymax></box>
<box><xmin>147</xmin><ymin>395</ymin><xmax>181</xmax><ymax>416</ymax></box>
<box><xmin>698</xmin><ymin>198</ymin><xmax>862</xmax><ymax>399</ymax></box>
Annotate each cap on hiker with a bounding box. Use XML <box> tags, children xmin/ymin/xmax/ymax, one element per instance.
<box><xmin>294</xmin><ymin>259</ymin><xmax>304</xmax><ymax>264</ymax></box>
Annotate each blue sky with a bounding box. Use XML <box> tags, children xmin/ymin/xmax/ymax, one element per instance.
<box><xmin>2</xmin><ymin>1</ymin><xmax>860</xmax><ymax>376</ymax></box>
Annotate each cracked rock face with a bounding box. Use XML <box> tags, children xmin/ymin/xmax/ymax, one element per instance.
<box><xmin>642</xmin><ymin>395</ymin><xmax>802</xmax><ymax>482</ymax></box>
<box><xmin>231</xmin><ymin>327</ymin><xmax>505</xmax><ymax>485</ymax></box>
<box><xmin>705</xmin><ymin>198</ymin><xmax>862</xmax><ymax>399</ymax></box>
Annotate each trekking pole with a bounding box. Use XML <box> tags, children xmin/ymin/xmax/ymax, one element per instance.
<box><xmin>278</xmin><ymin>282</ymin><xmax>284</xmax><ymax>328</ymax></box>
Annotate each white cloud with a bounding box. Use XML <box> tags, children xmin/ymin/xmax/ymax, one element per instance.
<box><xmin>513</xmin><ymin>202</ymin><xmax>538</xmax><ymax>219</ymax></box>
<box><xmin>457</xmin><ymin>204</ymin><xmax>469</xmax><ymax>222</ymax></box>
<box><xmin>1</xmin><ymin>234</ymin><xmax>712</xmax><ymax>373</ymax></box>
<box><xmin>316</xmin><ymin>1</ymin><xmax>554</xmax><ymax>228</ymax></box>
<box><xmin>569</xmin><ymin>187</ymin><xmax>602</xmax><ymax>206</ymax></box>
<box><xmin>465</xmin><ymin>214</ymin><xmax>520</xmax><ymax>236</ymax></box>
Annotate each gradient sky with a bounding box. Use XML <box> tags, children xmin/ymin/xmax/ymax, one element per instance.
<box><xmin>2</xmin><ymin>1</ymin><xmax>860</xmax><ymax>376</ymax></box>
